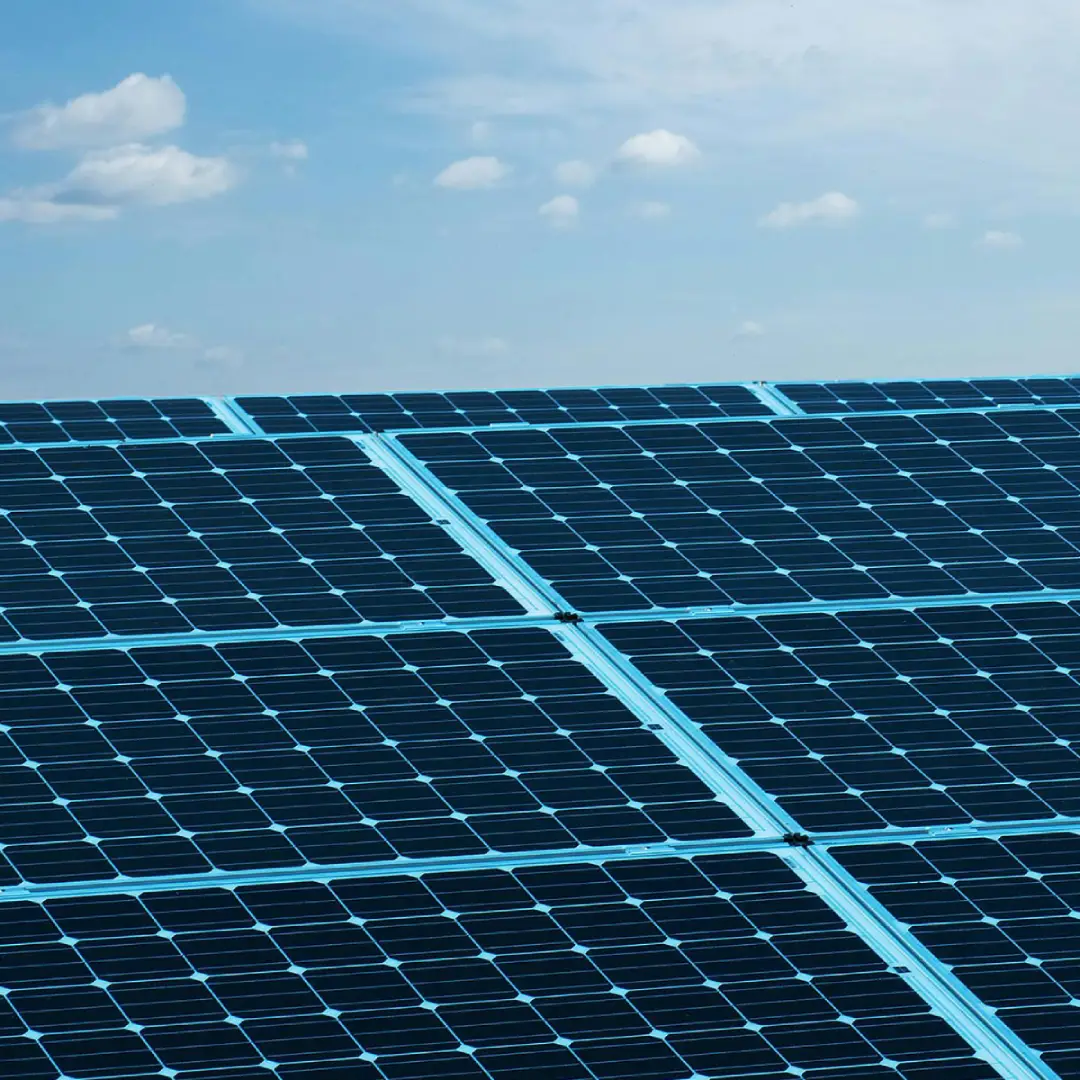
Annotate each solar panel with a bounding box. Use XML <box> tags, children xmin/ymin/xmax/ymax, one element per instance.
<box><xmin>600</xmin><ymin>601</ymin><xmax>1080</xmax><ymax>833</ymax></box>
<box><xmin>835</xmin><ymin>832</ymin><xmax>1080</xmax><ymax>1079</ymax></box>
<box><xmin>232</xmin><ymin>384</ymin><xmax>773</xmax><ymax>435</ymax></box>
<box><xmin>0</xmin><ymin>398</ymin><xmax>232</xmax><ymax>445</ymax></box>
<box><xmin>8</xmin><ymin>381</ymin><xmax>1080</xmax><ymax>1080</ymax></box>
<box><xmin>401</xmin><ymin>409</ymin><xmax>1080</xmax><ymax>613</ymax></box>
<box><xmin>0</xmin><ymin>435</ymin><xmax>522</xmax><ymax>642</ymax></box>
<box><xmin>0</xmin><ymin>626</ymin><xmax>752</xmax><ymax>887</ymax></box>
<box><xmin>0</xmin><ymin>853</ymin><xmax>1003</xmax><ymax>1079</ymax></box>
<box><xmin>777</xmin><ymin>379</ymin><xmax>1080</xmax><ymax>414</ymax></box>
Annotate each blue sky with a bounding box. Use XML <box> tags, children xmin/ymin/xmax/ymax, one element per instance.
<box><xmin>2</xmin><ymin>0</ymin><xmax>1080</xmax><ymax>398</ymax></box>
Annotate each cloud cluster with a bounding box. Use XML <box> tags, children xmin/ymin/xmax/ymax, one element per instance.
<box><xmin>759</xmin><ymin>191</ymin><xmax>861</xmax><ymax>229</ymax></box>
<box><xmin>124</xmin><ymin>323</ymin><xmax>244</xmax><ymax>367</ymax></box>
<box><xmin>13</xmin><ymin>73</ymin><xmax>186</xmax><ymax>150</ymax></box>
<box><xmin>979</xmin><ymin>229</ymin><xmax>1023</xmax><ymax>250</ymax></box>
<box><xmin>3</xmin><ymin>74</ymin><xmax>239</xmax><ymax>225</ymax></box>
<box><xmin>434</xmin><ymin>155</ymin><xmax>510</xmax><ymax>189</ymax></box>
<box><xmin>539</xmin><ymin>194</ymin><xmax>579</xmax><ymax>228</ymax></box>
<box><xmin>616</xmin><ymin>130</ymin><xmax>700</xmax><ymax>168</ymax></box>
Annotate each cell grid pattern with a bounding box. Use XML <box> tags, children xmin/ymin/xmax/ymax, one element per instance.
<box><xmin>401</xmin><ymin>407</ymin><xmax>1080</xmax><ymax>613</ymax></box>
<box><xmin>10</xmin><ymin>379</ymin><xmax>1080</xmax><ymax>1080</ymax></box>
<box><xmin>0</xmin><ymin>398</ymin><xmax>230</xmax><ymax>446</ymax></box>
<box><xmin>836</xmin><ymin>832</ymin><xmax>1080</xmax><ymax>1079</ymax></box>
<box><xmin>0</xmin><ymin>435</ymin><xmax>521</xmax><ymax>643</ymax></box>
<box><xmin>0</xmin><ymin>853</ymin><xmax>1000</xmax><ymax>1080</ymax></box>
<box><xmin>0</xmin><ymin>626</ymin><xmax>749</xmax><ymax>887</ymax></box>
<box><xmin>232</xmin><ymin>383</ymin><xmax>773</xmax><ymax>435</ymax></box>
<box><xmin>777</xmin><ymin>378</ymin><xmax>1080</xmax><ymax>414</ymax></box>
<box><xmin>600</xmin><ymin>601</ymin><xmax>1080</xmax><ymax>833</ymax></box>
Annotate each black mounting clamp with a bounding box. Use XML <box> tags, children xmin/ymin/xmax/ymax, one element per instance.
<box><xmin>782</xmin><ymin>832</ymin><xmax>814</xmax><ymax>848</ymax></box>
<box><xmin>553</xmin><ymin>611</ymin><xmax>583</xmax><ymax>624</ymax></box>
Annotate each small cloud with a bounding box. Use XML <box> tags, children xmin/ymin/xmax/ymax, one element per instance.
<box><xmin>979</xmin><ymin>229</ymin><xmax>1023</xmax><ymax>250</ymax></box>
<box><xmin>436</xmin><ymin>335</ymin><xmax>508</xmax><ymax>357</ymax></box>
<box><xmin>434</xmin><ymin>155</ymin><xmax>510</xmax><ymax>190</ymax></box>
<box><xmin>539</xmin><ymin>194</ymin><xmax>579</xmax><ymax>229</ymax></box>
<box><xmin>632</xmin><ymin>200</ymin><xmax>671</xmax><ymax>220</ymax></box>
<box><xmin>0</xmin><ymin>196</ymin><xmax>117</xmax><ymax>224</ymax></box>
<box><xmin>13</xmin><ymin>73</ymin><xmax>186</xmax><ymax>150</ymax></box>
<box><xmin>52</xmin><ymin>143</ymin><xmax>239</xmax><ymax>207</ymax></box>
<box><xmin>200</xmin><ymin>344</ymin><xmax>245</xmax><ymax>368</ymax></box>
<box><xmin>922</xmin><ymin>212</ymin><xmax>955</xmax><ymax>230</ymax></box>
<box><xmin>733</xmin><ymin>320</ymin><xmax>765</xmax><ymax>339</ymax></box>
<box><xmin>270</xmin><ymin>139</ymin><xmax>309</xmax><ymax>161</ymax></box>
<box><xmin>469</xmin><ymin>120</ymin><xmax>492</xmax><ymax>145</ymax></box>
<box><xmin>126</xmin><ymin>323</ymin><xmax>194</xmax><ymax>349</ymax></box>
<box><xmin>616</xmin><ymin>129</ymin><xmax>700</xmax><ymax>168</ymax></box>
<box><xmin>759</xmin><ymin>192</ymin><xmax>861</xmax><ymax>229</ymax></box>
<box><xmin>553</xmin><ymin>160</ymin><xmax>597</xmax><ymax>188</ymax></box>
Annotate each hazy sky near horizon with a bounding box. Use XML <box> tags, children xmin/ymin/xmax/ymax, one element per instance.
<box><xmin>3</xmin><ymin>0</ymin><xmax>1080</xmax><ymax>399</ymax></box>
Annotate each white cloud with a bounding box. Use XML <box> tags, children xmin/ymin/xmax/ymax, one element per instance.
<box><xmin>201</xmin><ymin>345</ymin><xmax>246</xmax><ymax>368</ymax></box>
<box><xmin>632</xmin><ymin>200</ymin><xmax>671</xmax><ymax>220</ymax></box>
<box><xmin>469</xmin><ymin>120</ymin><xmax>492</xmax><ymax>144</ymax></box>
<box><xmin>436</xmin><ymin>335</ymin><xmax>508</xmax><ymax>356</ymax></box>
<box><xmin>434</xmin><ymin>155</ymin><xmax>510</xmax><ymax>189</ymax></box>
<box><xmin>979</xmin><ymin>229</ymin><xmax>1023</xmax><ymax>250</ymax></box>
<box><xmin>0</xmin><ymin>196</ymin><xmax>117</xmax><ymax>224</ymax></box>
<box><xmin>258</xmin><ymin>2</ymin><xmax>1080</xmax><ymax>205</ymax></box>
<box><xmin>539</xmin><ymin>194</ymin><xmax>579</xmax><ymax>228</ymax></box>
<box><xmin>270</xmin><ymin>139</ymin><xmax>309</xmax><ymax>161</ymax></box>
<box><xmin>13</xmin><ymin>74</ymin><xmax>186</xmax><ymax>150</ymax></box>
<box><xmin>126</xmin><ymin>323</ymin><xmax>194</xmax><ymax>349</ymax></box>
<box><xmin>922</xmin><ymin>212</ymin><xmax>955</xmax><ymax>229</ymax></box>
<box><xmin>616</xmin><ymin>129</ymin><xmax>700</xmax><ymax>167</ymax></box>
<box><xmin>53</xmin><ymin>143</ymin><xmax>239</xmax><ymax>207</ymax></box>
<box><xmin>734</xmin><ymin>319</ymin><xmax>765</xmax><ymax>338</ymax></box>
<box><xmin>759</xmin><ymin>191</ymin><xmax>860</xmax><ymax>229</ymax></box>
<box><xmin>553</xmin><ymin>160</ymin><xmax>597</xmax><ymax>188</ymax></box>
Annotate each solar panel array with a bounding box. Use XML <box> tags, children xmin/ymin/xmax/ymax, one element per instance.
<box><xmin>2</xmin><ymin>377</ymin><xmax>1079</xmax><ymax>1080</ymax></box>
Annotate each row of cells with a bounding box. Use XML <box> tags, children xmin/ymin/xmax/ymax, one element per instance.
<box><xmin>602</xmin><ymin>602</ymin><xmax>1080</xmax><ymax>833</ymax></box>
<box><xmin>404</xmin><ymin>408</ymin><xmax>1080</xmax><ymax>611</ymax></box>
<box><xmin>0</xmin><ymin>399</ymin><xmax>230</xmax><ymax>447</ymax></box>
<box><xmin>0</xmin><ymin>627</ymin><xmax>748</xmax><ymax>886</ymax></box>
<box><xmin>836</xmin><ymin>831</ymin><xmax>1080</xmax><ymax>1079</ymax></box>
<box><xmin>0</xmin><ymin>437</ymin><xmax>521</xmax><ymax>642</ymax></box>
<box><xmin>0</xmin><ymin>854</ymin><xmax>997</xmax><ymax>1080</ymax></box>
<box><xmin>778</xmin><ymin>378</ymin><xmax>1080</xmax><ymax>414</ymax></box>
<box><xmin>233</xmin><ymin>385</ymin><xmax>773</xmax><ymax>436</ymax></box>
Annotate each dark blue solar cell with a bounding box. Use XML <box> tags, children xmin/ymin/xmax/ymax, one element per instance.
<box><xmin>234</xmin><ymin>383</ymin><xmax>771</xmax><ymax>435</ymax></box>
<box><xmin>0</xmin><ymin>854</ymin><xmax>997</xmax><ymax>1079</ymax></box>
<box><xmin>402</xmin><ymin>410</ymin><xmax>1080</xmax><ymax>613</ymax></box>
<box><xmin>602</xmin><ymin>599</ymin><xmax>1080</xmax><ymax>832</ymax></box>
<box><xmin>0</xmin><ymin>435</ymin><xmax>523</xmax><ymax>639</ymax></box>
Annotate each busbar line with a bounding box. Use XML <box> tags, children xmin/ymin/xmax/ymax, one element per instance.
<box><xmin>749</xmin><ymin>382</ymin><xmax>804</xmax><ymax>416</ymax></box>
<box><xmin>0</xmin><ymin>835</ymin><xmax>788</xmax><ymax>904</ymax></box>
<box><xmin>5</xmin><ymin>815</ymin><xmax>1080</xmax><ymax>906</ymax></box>
<box><xmin>3</xmin><ymin>583</ymin><xmax>1078</xmax><ymax>658</ymax></box>
<box><xmin>0</xmin><ymin>612</ymin><xmax>562</xmax><ymax>657</ymax></box>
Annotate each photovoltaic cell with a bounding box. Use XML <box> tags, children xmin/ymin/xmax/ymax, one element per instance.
<box><xmin>0</xmin><ymin>626</ymin><xmax>751</xmax><ymax>886</ymax></box>
<box><xmin>403</xmin><ymin>409</ymin><xmax>1080</xmax><ymax>612</ymax></box>
<box><xmin>0</xmin><ymin>853</ymin><xmax>1001</xmax><ymax>1080</ymax></box>
<box><xmin>0</xmin><ymin>436</ymin><xmax>521</xmax><ymax>642</ymax></box>
<box><xmin>232</xmin><ymin>384</ymin><xmax>772</xmax><ymax>435</ymax></box>
<box><xmin>835</xmin><ymin>832</ymin><xmax>1080</xmax><ymax>1079</ymax></box>
<box><xmin>601</xmin><ymin>600</ymin><xmax>1080</xmax><ymax>832</ymax></box>
<box><xmin>777</xmin><ymin>378</ymin><xmax>1080</xmax><ymax>414</ymax></box>
<box><xmin>0</xmin><ymin>399</ymin><xmax>230</xmax><ymax>445</ymax></box>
